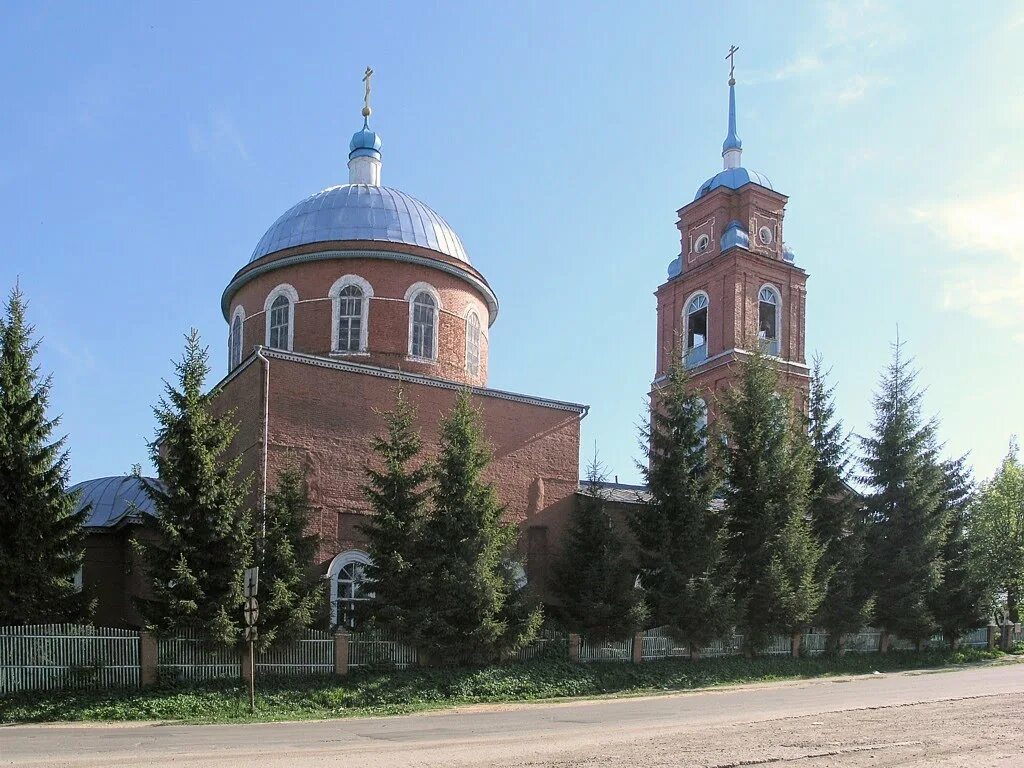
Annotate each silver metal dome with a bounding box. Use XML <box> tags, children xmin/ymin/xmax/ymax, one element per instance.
<box><xmin>249</xmin><ymin>184</ymin><xmax>469</xmax><ymax>264</ymax></box>
<box><xmin>70</xmin><ymin>475</ymin><xmax>158</xmax><ymax>528</ymax></box>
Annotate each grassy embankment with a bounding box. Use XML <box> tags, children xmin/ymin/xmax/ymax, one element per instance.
<box><xmin>0</xmin><ymin>648</ymin><xmax>1008</xmax><ymax>725</ymax></box>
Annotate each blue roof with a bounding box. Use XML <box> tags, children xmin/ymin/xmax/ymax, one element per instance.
<box><xmin>349</xmin><ymin>121</ymin><xmax>382</xmax><ymax>159</ymax></box>
<box><xmin>694</xmin><ymin>167</ymin><xmax>774</xmax><ymax>200</ymax></box>
<box><xmin>249</xmin><ymin>184</ymin><xmax>470</xmax><ymax>264</ymax></box>
<box><xmin>70</xmin><ymin>475</ymin><xmax>158</xmax><ymax>528</ymax></box>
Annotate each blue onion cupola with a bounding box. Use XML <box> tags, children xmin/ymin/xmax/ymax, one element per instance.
<box><xmin>349</xmin><ymin>118</ymin><xmax>382</xmax><ymax>161</ymax></box>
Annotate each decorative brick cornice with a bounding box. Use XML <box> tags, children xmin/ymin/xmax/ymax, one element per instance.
<box><xmin>220</xmin><ymin>347</ymin><xmax>589</xmax><ymax>415</ymax></box>
<box><xmin>221</xmin><ymin>248</ymin><xmax>500</xmax><ymax>327</ymax></box>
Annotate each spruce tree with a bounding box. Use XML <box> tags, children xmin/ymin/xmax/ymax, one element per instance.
<box><xmin>807</xmin><ymin>356</ymin><xmax>872</xmax><ymax>652</ymax></box>
<box><xmin>0</xmin><ymin>284</ymin><xmax>90</xmax><ymax>625</ymax></box>
<box><xmin>417</xmin><ymin>391</ymin><xmax>541</xmax><ymax>664</ymax></box>
<box><xmin>860</xmin><ymin>341</ymin><xmax>945</xmax><ymax>649</ymax></box>
<box><xmin>631</xmin><ymin>361</ymin><xmax>731</xmax><ymax>656</ymax></box>
<box><xmin>257</xmin><ymin>467</ymin><xmax>322</xmax><ymax>648</ymax></box>
<box><xmin>359</xmin><ymin>389</ymin><xmax>432</xmax><ymax>635</ymax></box>
<box><xmin>930</xmin><ymin>456</ymin><xmax>985</xmax><ymax>646</ymax></box>
<box><xmin>135</xmin><ymin>330</ymin><xmax>252</xmax><ymax>646</ymax></box>
<box><xmin>970</xmin><ymin>440</ymin><xmax>1024</xmax><ymax>624</ymax></box>
<box><xmin>552</xmin><ymin>453</ymin><xmax>647</xmax><ymax>643</ymax></box>
<box><xmin>721</xmin><ymin>348</ymin><xmax>822</xmax><ymax>655</ymax></box>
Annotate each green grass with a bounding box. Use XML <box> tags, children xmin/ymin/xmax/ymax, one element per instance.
<box><xmin>0</xmin><ymin>648</ymin><xmax>1006</xmax><ymax>725</ymax></box>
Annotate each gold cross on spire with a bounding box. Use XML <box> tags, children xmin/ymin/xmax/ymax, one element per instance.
<box><xmin>726</xmin><ymin>45</ymin><xmax>739</xmax><ymax>84</ymax></box>
<box><xmin>362</xmin><ymin>66</ymin><xmax>374</xmax><ymax>119</ymax></box>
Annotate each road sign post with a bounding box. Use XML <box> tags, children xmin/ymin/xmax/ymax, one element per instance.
<box><xmin>243</xmin><ymin>567</ymin><xmax>259</xmax><ymax>713</ymax></box>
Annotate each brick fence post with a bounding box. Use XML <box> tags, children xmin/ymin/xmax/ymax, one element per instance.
<box><xmin>139</xmin><ymin>631</ymin><xmax>158</xmax><ymax>687</ymax></box>
<box><xmin>987</xmin><ymin>624</ymin><xmax>997</xmax><ymax>650</ymax></box>
<box><xmin>791</xmin><ymin>633</ymin><xmax>802</xmax><ymax>658</ymax></box>
<box><xmin>568</xmin><ymin>633</ymin><xmax>581</xmax><ymax>663</ymax></box>
<box><xmin>1002</xmin><ymin>622</ymin><xmax>1013</xmax><ymax>652</ymax></box>
<box><xmin>334</xmin><ymin>631</ymin><xmax>350</xmax><ymax>676</ymax></box>
<box><xmin>632</xmin><ymin>632</ymin><xmax>643</xmax><ymax>664</ymax></box>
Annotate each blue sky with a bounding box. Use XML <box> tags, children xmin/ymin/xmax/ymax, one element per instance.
<box><xmin>1</xmin><ymin>1</ymin><xmax>1022</xmax><ymax>487</ymax></box>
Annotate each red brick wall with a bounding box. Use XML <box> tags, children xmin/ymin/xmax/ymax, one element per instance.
<box><xmin>226</xmin><ymin>242</ymin><xmax>492</xmax><ymax>386</ymax></box>
<box><xmin>215</xmin><ymin>354</ymin><xmax>583</xmax><ymax>596</ymax></box>
<box><xmin>654</xmin><ymin>183</ymin><xmax>809</xmax><ymax>408</ymax></box>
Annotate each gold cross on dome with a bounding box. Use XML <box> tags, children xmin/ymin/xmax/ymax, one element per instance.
<box><xmin>362</xmin><ymin>66</ymin><xmax>374</xmax><ymax>118</ymax></box>
<box><xmin>726</xmin><ymin>45</ymin><xmax>739</xmax><ymax>80</ymax></box>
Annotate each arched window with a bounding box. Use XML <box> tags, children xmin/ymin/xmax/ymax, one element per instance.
<box><xmin>758</xmin><ymin>286</ymin><xmax>780</xmax><ymax>356</ymax></box>
<box><xmin>330</xmin><ymin>275</ymin><xmax>372</xmax><ymax>353</ymax></box>
<box><xmin>327</xmin><ymin>550</ymin><xmax>374</xmax><ymax>628</ymax></box>
<box><xmin>684</xmin><ymin>292</ymin><xmax>709</xmax><ymax>367</ymax></box>
<box><xmin>406</xmin><ymin>283</ymin><xmax>440</xmax><ymax>360</ymax></box>
<box><xmin>229</xmin><ymin>307</ymin><xmax>245</xmax><ymax>369</ymax></box>
<box><xmin>265</xmin><ymin>285</ymin><xmax>298</xmax><ymax>351</ymax></box>
<box><xmin>465</xmin><ymin>310</ymin><xmax>481</xmax><ymax>376</ymax></box>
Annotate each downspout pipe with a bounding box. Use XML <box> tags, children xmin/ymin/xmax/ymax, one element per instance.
<box><xmin>254</xmin><ymin>345</ymin><xmax>270</xmax><ymax>539</ymax></box>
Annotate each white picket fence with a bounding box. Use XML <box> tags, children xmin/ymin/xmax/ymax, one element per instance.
<box><xmin>0</xmin><ymin>624</ymin><xmax>139</xmax><ymax>693</ymax></box>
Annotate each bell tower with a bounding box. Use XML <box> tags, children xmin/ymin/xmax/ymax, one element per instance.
<box><xmin>654</xmin><ymin>50</ymin><xmax>809</xmax><ymax>410</ymax></box>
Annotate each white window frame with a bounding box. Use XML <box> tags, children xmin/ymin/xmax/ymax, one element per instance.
<box><xmin>229</xmin><ymin>305</ymin><xmax>246</xmax><ymax>369</ymax></box>
<box><xmin>465</xmin><ymin>308</ymin><xmax>482</xmax><ymax>376</ymax></box>
<box><xmin>329</xmin><ymin>275</ymin><xmax>373</xmax><ymax>354</ymax></box>
<box><xmin>684</xmin><ymin>291</ymin><xmax>710</xmax><ymax>349</ymax></box>
<box><xmin>405</xmin><ymin>282</ymin><xmax>442</xmax><ymax>362</ymax></box>
<box><xmin>757</xmin><ymin>284</ymin><xmax>782</xmax><ymax>355</ymax></box>
<box><xmin>264</xmin><ymin>284</ymin><xmax>299</xmax><ymax>351</ymax></box>
<box><xmin>326</xmin><ymin>549</ymin><xmax>373</xmax><ymax>628</ymax></box>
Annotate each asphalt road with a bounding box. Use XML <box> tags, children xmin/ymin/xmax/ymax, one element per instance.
<box><xmin>2</xmin><ymin>662</ymin><xmax>1022</xmax><ymax>767</ymax></box>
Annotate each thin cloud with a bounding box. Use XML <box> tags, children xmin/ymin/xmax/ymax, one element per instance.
<box><xmin>913</xmin><ymin>190</ymin><xmax>1024</xmax><ymax>339</ymax></box>
<box><xmin>746</xmin><ymin>55</ymin><xmax>822</xmax><ymax>84</ymax></box>
<box><xmin>187</xmin><ymin>109</ymin><xmax>250</xmax><ymax>163</ymax></box>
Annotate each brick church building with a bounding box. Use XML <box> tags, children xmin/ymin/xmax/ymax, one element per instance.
<box><xmin>74</xmin><ymin>62</ymin><xmax>809</xmax><ymax>628</ymax></box>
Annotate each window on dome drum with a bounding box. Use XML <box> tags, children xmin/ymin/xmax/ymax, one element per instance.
<box><xmin>268</xmin><ymin>294</ymin><xmax>291</xmax><ymax>350</ymax></box>
<box><xmin>411</xmin><ymin>292</ymin><xmax>437</xmax><ymax>359</ymax></box>
<box><xmin>685</xmin><ymin>293</ymin><xmax>709</xmax><ymax>368</ymax></box>
<box><xmin>465</xmin><ymin>311</ymin><xmax>481</xmax><ymax>376</ymax></box>
<box><xmin>334</xmin><ymin>559</ymin><xmax>372</xmax><ymax>628</ymax></box>
<box><xmin>336</xmin><ymin>284</ymin><xmax>364</xmax><ymax>352</ymax></box>
<box><xmin>229</xmin><ymin>314</ymin><xmax>243</xmax><ymax>369</ymax></box>
<box><xmin>758</xmin><ymin>287</ymin><xmax>780</xmax><ymax>356</ymax></box>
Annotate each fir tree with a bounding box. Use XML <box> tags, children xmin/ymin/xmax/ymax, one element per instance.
<box><xmin>257</xmin><ymin>466</ymin><xmax>322</xmax><ymax>648</ymax></box>
<box><xmin>970</xmin><ymin>440</ymin><xmax>1024</xmax><ymax>624</ymax></box>
<box><xmin>807</xmin><ymin>356</ymin><xmax>873</xmax><ymax>652</ymax></box>
<box><xmin>0</xmin><ymin>284</ymin><xmax>90</xmax><ymax>624</ymax></box>
<box><xmin>930</xmin><ymin>456</ymin><xmax>985</xmax><ymax>646</ymax></box>
<box><xmin>359</xmin><ymin>389</ymin><xmax>432</xmax><ymax>635</ymax></box>
<box><xmin>417</xmin><ymin>391</ymin><xmax>541</xmax><ymax>664</ymax></box>
<box><xmin>552</xmin><ymin>453</ymin><xmax>647</xmax><ymax>643</ymax></box>
<box><xmin>860</xmin><ymin>341</ymin><xmax>946</xmax><ymax>648</ymax></box>
<box><xmin>135</xmin><ymin>330</ymin><xmax>252</xmax><ymax>646</ymax></box>
<box><xmin>721</xmin><ymin>348</ymin><xmax>822</xmax><ymax>655</ymax></box>
<box><xmin>631</xmin><ymin>361</ymin><xmax>731</xmax><ymax>656</ymax></box>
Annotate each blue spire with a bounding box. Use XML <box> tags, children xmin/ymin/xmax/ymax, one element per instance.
<box><xmin>722</xmin><ymin>77</ymin><xmax>742</xmax><ymax>154</ymax></box>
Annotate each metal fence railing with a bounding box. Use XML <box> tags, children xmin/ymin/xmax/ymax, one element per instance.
<box><xmin>579</xmin><ymin>636</ymin><xmax>632</xmax><ymax>663</ymax></box>
<box><xmin>0</xmin><ymin>624</ymin><xmax>140</xmax><ymax>694</ymax></box>
<box><xmin>348</xmin><ymin>627</ymin><xmax>418</xmax><ymax>669</ymax></box>
<box><xmin>256</xmin><ymin>630</ymin><xmax>334</xmax><ymax>676</ymax></box>
<box><xmin>517</xmin><ymin>629</ymin><xmax>567</xmax><ymax>661</ymax></box>
<box><xmin>157</xmin><ymin>631</ymin><xmax>240</xmax><ymax>683</ymax></box>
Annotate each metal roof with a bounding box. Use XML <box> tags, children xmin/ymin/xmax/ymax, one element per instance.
<box><xmin>249</xmin><ymin>184</ymin><xmax>469</xmax><ymax>265</ymax></box>
<box><xmin>694</xmin><ymin>167</ymin><xmax>774</xmax><ymax>200</ymax></box>
<box><xmin>70</xmin><ymin>475</ymin><xmax>158</xmax><ymax>528</ymax></box>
